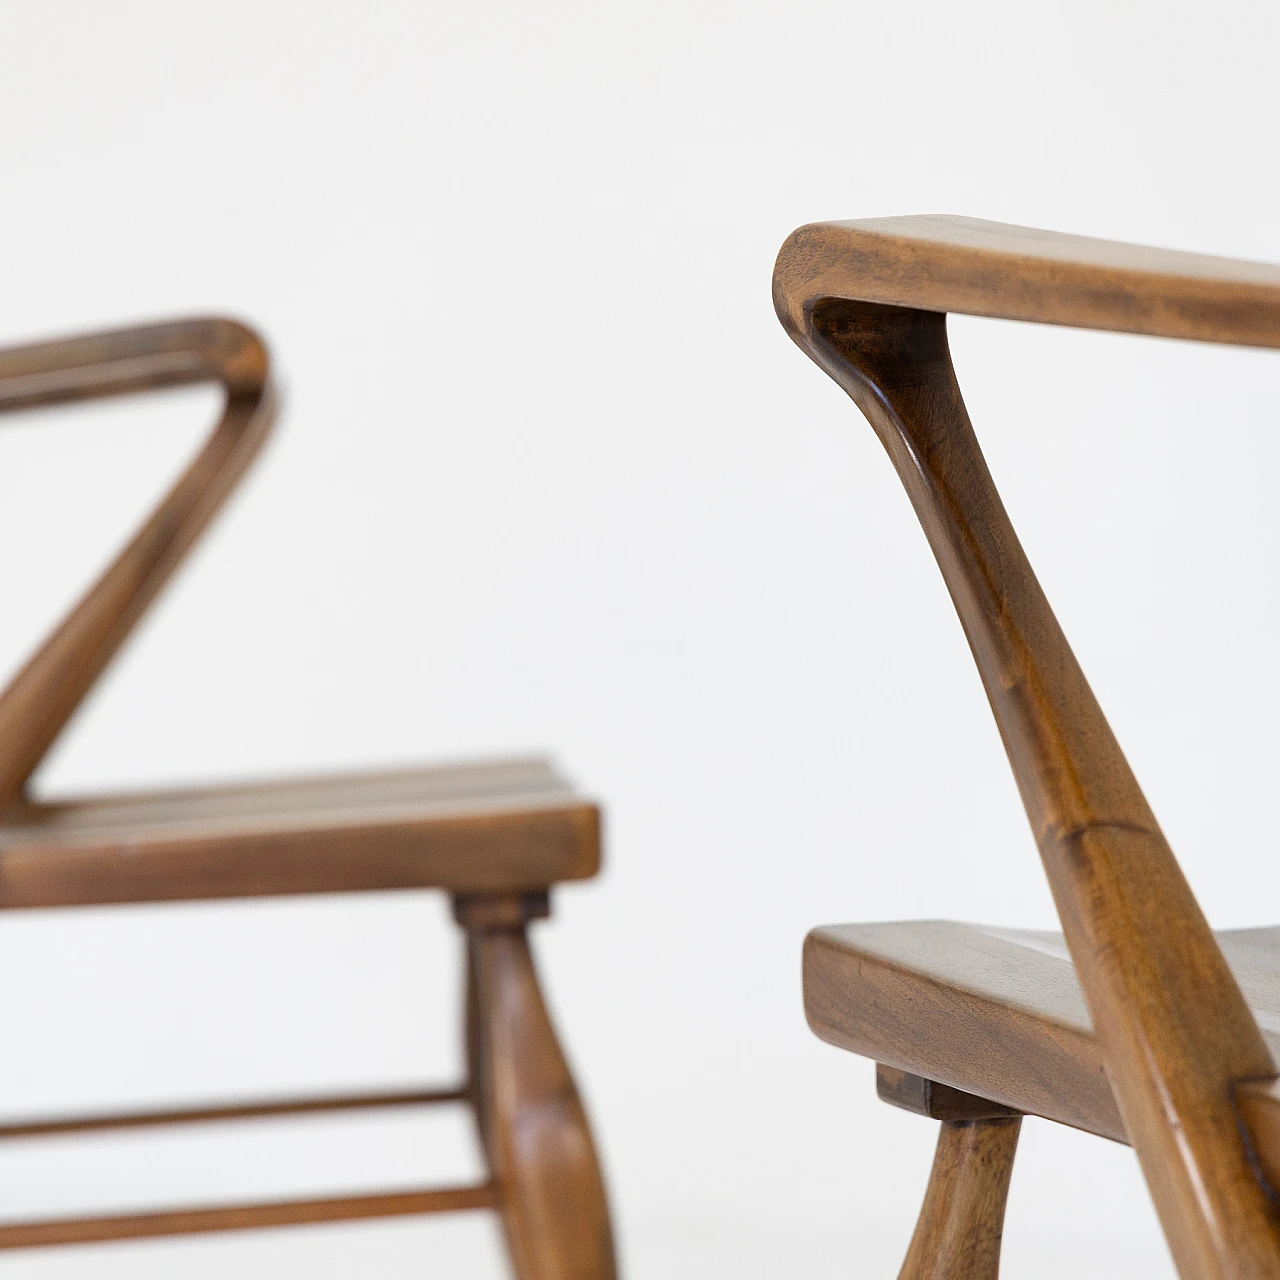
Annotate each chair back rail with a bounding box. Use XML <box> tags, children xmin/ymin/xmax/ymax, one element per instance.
<box><xmin>0</xmin><ymin>318</ymin><xmax>274</xmax><ymax>812</ymax></box>
<box><xmin>774</xmin><ymin>216</ymin><xmax>1280</xmax><ymax>1280</ymax></box>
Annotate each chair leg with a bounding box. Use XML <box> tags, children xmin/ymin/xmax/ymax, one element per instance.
<box><xmin>464</xmin><ymin>926</ymin><xmax>495</xmax><ymax>1169</ymax></box>
<box><xmin>898</xmin><ymin>1116</ymin><xmax>1022</xmax><ymax>1280</ymax></box>
<box><xmin>455</xmin><ymin>893</ymin><xmax>617</xmax><ymax>1280</ymax></box>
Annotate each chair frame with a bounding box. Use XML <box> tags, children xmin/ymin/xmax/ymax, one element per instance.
<box><xmin>0</xmin><ymin>319</ymin><xmax>614</xmax><ymax>1279</ymax></box>
<box><xmin>774</xmin><ymin>216</ymin><xmax>1280</xmax><ymax>1279</ymax></box>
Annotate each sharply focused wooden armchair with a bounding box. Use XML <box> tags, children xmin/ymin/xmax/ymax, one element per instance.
<box><xmin>0</xmin><ymin>318</ymin><xmax>615</xmax><ymax>1279</ymax></box>
<box><xmin>774</xmin><ymin>217</ymin><xmax>1280</xmax><ymax>1279</ymax></box>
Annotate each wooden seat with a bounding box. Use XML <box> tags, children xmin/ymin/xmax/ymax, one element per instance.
<box><xmin>774</xmin><ymin>218</ymin><xmax>1280</xmax><ymax>1278</ymax></box>
<box><xmin>0</xmin><ymin>320</ymin><xmax>615</xmax><ymax>1279</ymax></box>
<box><xmin>805</xmin><ymin>921</ymin><xmax>1280</xmax><ymax>1147</ymax></box>
<box><xmin>0</xmin><ymin>758</ymin><xmax>599</xmax><ymax>908</ymax></box>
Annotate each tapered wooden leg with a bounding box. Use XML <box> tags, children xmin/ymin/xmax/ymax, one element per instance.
<box><xmin>456</xmin><ymin>893</ymin><xmax>616</xmax><ymax>1280</ymax></box>
<box><xmin>465</xmin><ymin>926</ymin><xmax>496</xmax><ymax>1169</ymax></box>
<box><xmin>898</xmin><ymin>1117</ymin><xmax>1021</xmax><ymax>1280</ymax></box>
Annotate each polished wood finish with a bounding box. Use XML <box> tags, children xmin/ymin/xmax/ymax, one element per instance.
<box><xmin>897</xmin><ymin>1118</ymin><xmax>1021</xmax><ymax>1280</ymax></box>
<box><xmin>777</xmin><ymin>214</ymin><xmax>1280</xmax><ymax>348</ymax></box>
<box><xmin>0</xmin><ymin>318</ymin><xmax>274</xmax><ymax>814</ymax></box>
<box><xmin>775</xmin><ymin>216</ymin><xmax>1280</xmax><ymax>1278</ymax></box>
<box><xmin>0</xmin><ymin>760</ymin><xmax>599</xmax><ymax>908</ymax></box>
<box><xmin>813</xmin><ymin>923</ymin><xmax>1280</xmax><ymax>1150</ymax></box>
<box><xmin>0</xmin><ymin>321</ymin><xmax>615</xmax><ymax>1276</ymax></box>
<box><xmin>460</xmin><ymin>893</ymin><xmax>617</xmax><ymax>1280</ymax></box>
<box><xmin>0</xmin><ymin>1085</ymin><xmax>467</xmax><ymax>1140</ymax></box>
<box><xmin>809</xmin><ymin>922</ymin><xmax>1123</xmax><ymax>1142</ymax></box>
<box><xmin>1237</xmin><ymin>1078</ymin><xmax>1280</xmax><ymax>1194</ymax></box>
<box><xmin>876</xmin><ymin>1066</ymin><xmax>1020</xmax><ymax>1125</ymax></box>
<box><xmin>0</xmin><ymin>1184</ymin><xmax>498</xmax><ymax>1250</ymax></box>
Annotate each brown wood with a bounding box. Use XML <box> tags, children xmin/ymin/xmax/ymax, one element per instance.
<box><xmin>897</xmin><ymin>1118</ymin><xmax>1021</xmax><ymax>1280</ymax></box>
<box><xmin>808</xmin><ymin>922</ymin><xmax>1125</xmax><ymax>1142</ymax></box>
<box><xmin>0</xmin><ymin>760</ymin><xmax>599</xmax><ymax>907</ymax></box>
<box><xmin>454</xmin><ymin>888</ymin><xmax>552</xmax><ymax>930</ymax></box>
<box><xmin>812</xmin><ymin>923</ymin><xmax>1280</xmax><ymax>1150</ymax></box>
<box><xmin>776</xmin><ymin>214</ymin><xmax>1280</xmax><ymax>349</ymax></box>
<box><xmin>0</xmin><ymin>1086</ymin><xmax>467</xmax><ymax>1140</ymax></box>
<box><xmin>774</xmin><ymin>217</ymin><xmax>1280</xmax><ymax>1278</ymax></box>
<box><xmin>0</xmin><ymin>320</ymin><xmax>616</xmax><ymax>1275</ymax></box>
<box><xmin>0</xmin><ymin>1184</ymin><xmax>498</xmax><ymax>1250</ymax></box>
<box><xmin>876</xmin><ymin>1066</ymin><xmax>1020</xmax><ymax>1124</ymax></box>
<box><xmin>461</xmin><ymin>893</ymin><xmax>617</xmax><ymax>1280</ymax></box>
<box><xmin>0</xmin><ymin>318</ymin><xmax>274</xmax><ymax>814</ymax></box>
<box><xmin>1236</xmin><ymin>1079</ymin><xmax>1280</xmax><ymax>1195</ymax></box>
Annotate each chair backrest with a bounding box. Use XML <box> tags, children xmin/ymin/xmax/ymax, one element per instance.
<box><xmin>774</xmin><ymin>216</ymin><xmax>1280</xmax><ymax>1280</ymax></box>
<box><xmin>0</xmin><ymin>318</ymin><xmax>275</xmax><ymax>813</ymax></box>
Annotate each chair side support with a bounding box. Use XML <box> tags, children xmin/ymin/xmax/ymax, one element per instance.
<box><xmin>774</xmin><ymin>225</ymin><xmax>1280</xmax><ymax>1278</ymax></box>
<box><xmin>898</xmin><ymin>1116</ymin><xmax>1021</xmax><ymax>1280</ymax></box>
<box><xmin>0</xmin><ymin>318</ymin><xmax>275</xmax><ymax>811</ymax></box>
<box><xmin>456</xmin><ymin>891</ymin><xmax>617</xmax><ymax>1280</ymax></box>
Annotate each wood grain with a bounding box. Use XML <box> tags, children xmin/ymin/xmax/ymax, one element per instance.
<box><xmin>807</xmin><ymin>921</ymin><xmax>1123</xmax><ymax>1141</ymax></box>
<box><xmin>810</xmin><ymin>922</ymin><xmax>1280</xmax><ymax>1150</ymax></box>
<box><xmin>0</xmin><ymin>320</ymin><xmax>616</xmax><ymax>1273</ymax></box>
<box><xmin>0</xmin><ymin>1085</ymin><xmax>467</xmax><ymax>1140</ymax></box>
<box><xmin>777</xmin><ymin>214</ymin><xmax>1280</xmax><ymax>348</ymax></box>
<box><xmin>461</xmin><ymin>893</ymin><xmax>617</xmax><ymax>1280</ymax></box>
<box><xmin>876</xmin><ymin>1066</ymin><xmax>1020</xmax><ymax>1124</ymax></box>
<box><xmin>0</xmin><ymin>1185</ymin><xmax>497</xmax><ymax>1250</ymax></box>
<box><xmin>1237</xmin><ymin>1079</ymin><xmax>1280</xmax><ymax>1196</ymax></box>
<box><xmin>0</xmin><ymin>760</ymin><xmax>600</xmax><ymax>906</ymax></box>
<box><xmin>0</xmin><ymin>318</ymin><xmax>274</xmax><ymax>813</ymax></box>
<box><xmin>898</xmin><ymin>1118</ymin><xmax>1021</xmax><ymax>1280</ymax></box>
<box><xmin>775</xmin><ymin>220</ymin><xmax>1280</xmax><ymax>1277</ymax></box>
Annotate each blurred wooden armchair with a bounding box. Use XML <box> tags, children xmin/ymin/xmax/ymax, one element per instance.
<box><xmin>0</xmin><ymin>318</ymin><xmax>615</xmax><ymax>1280</ymax></box>
<box><xmin>774</xmin><ymin>217</ymin><xmax>1280</xmax><ymax>1279</ymax></box>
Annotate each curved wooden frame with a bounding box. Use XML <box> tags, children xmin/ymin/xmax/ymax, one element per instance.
<box><xmin>774</xmin><ymin>216</ymin><xmax>1280</xmax><ymax>1279</ymax></box>
<box><xmin>0</xmin><ymin>321</ymin><xmax>617</xmax><ymax>1278</ymax></box>
<box><xmin>0</xmin><ymin>317</ymin><xmax>275</xmax><ymax>812</ymax></box>
<box><xmin>897</xmin><ymin>1116</ymin><xmax>1021</xmax><ymax>1280</ymax></box>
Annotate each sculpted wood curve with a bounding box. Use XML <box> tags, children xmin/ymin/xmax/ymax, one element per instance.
<box><xmin>897</xmin><ymin>1117</ymin><xmax>1021</xmax><ymax>1280</ymax></box>
<box><xmin>0</xmin><ymin>323</ymin><xmax>617</xmax><ymax>1273</ymax></box>
<box><xmin>0</xmin><ymin>318</ymin><xmax>275</xmax><ymax>812</ymax></box>
<box><xmin>774</xmin><ymin>216</ymin><xmax>1280</xmax><ymax>1279</ymax></box>
<box><xmin>458</xmin><ymin>893</ymin><xmax>617</xmax><ymax>1280</ymax></box>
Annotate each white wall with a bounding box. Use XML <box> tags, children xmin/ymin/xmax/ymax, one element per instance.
<box><xmin>0</xmin><ymin>1</ymin><xmax>1277</xmax><ymax>1275</ymax></box>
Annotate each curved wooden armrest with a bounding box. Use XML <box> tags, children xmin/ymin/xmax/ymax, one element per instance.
<box><xmin>0</xmin><ymin>318</ymin><xmax>275</xmax><ymax>811</ymax></box>
<box><xmin>775</xmin><ymin>219</ymin><xmax>1280</xmax><ymax>1277</ymax></box>
<box><xmin>776</xmin><ymin>214</ymin><xmax>1280</xmax><ymax>348</ymax></box>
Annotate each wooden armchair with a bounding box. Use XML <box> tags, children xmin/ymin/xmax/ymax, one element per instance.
<box><xmin>773</xmin><ymin>217</ymin><xmax>1280</xmax><ymax>1279</ymax></box>
<box><xmin>0</xmin><ymin>318</ymin><xmax>615</xmax><ymax>1279</ymax></box>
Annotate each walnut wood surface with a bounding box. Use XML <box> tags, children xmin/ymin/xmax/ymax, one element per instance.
<box><xmin>0</xmin><ymin>1184</ymin><xmax>497</xmax><ymax>1250</ymax></box>
<box><xmin>0</xmin><ymin>318</ymin><xmax>274</xmax><ymax>813</ymax></box>
<box><xmin>810</xmin><ymin>922</ymin><xmax>1280</xmax><ymax>1149</ymax></box>
<box><xmin>876</xmin><ymin>1066</ymin><xmax>1020</xmax><ymax>1124</ymax></box>
<box><xmin>778</xmin><ymin>214</ymin><xmax>1280</xmax><ymax>348</ymax></box>
<box><xmin>1237</xmin><ymin>1078</ymin><xmax>1280</xmax><ymax>1195</ymax></box>
<box><xmin>463</xmin><ymin>897</ymin><xmax>617</xmax><ymax>1280</ymax></box>
<box><xmin>0</xmin><ymin>1085</ymin><xmax>467</xmax><ymax>1139</ymax></box>
<box><xmin>775</xmin><ymin>219</ymin><xmax>1280</xmax><ymax>1277</ymax></box>
<box><xmin>897</xmin><ymin>1117</ymin><xmax>1021</xmax><ymax>1280</ymax></box>
<box><xmin>0</xmin><ymin>322</ymin><xmax>615</xmax><ymax>1274</ymax></box>
<box><xmin>0</xmin><ymin>893</ymin><xmax>617</xmax><ymax>1267</ymax></box>
<box><xmin>0</xmin><ymin>759</ymin><xmax>599</xmax><ymax>906</ymax></box>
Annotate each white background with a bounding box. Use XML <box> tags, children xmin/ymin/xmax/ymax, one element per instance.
<box><xmin>0</xmin><ymin>1</ymin><xmax>1277</xmax><ymax>1275</ymax></box>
